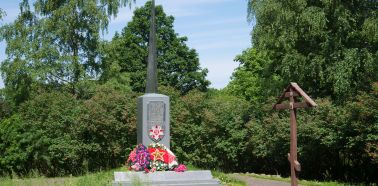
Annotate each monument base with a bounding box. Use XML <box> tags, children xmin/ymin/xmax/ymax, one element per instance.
<box><xmin>113</xmin><ymin>170</ymin><xmax>222</xmax><ymax>186</ymax></box>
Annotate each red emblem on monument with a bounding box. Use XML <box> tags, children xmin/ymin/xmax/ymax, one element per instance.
<box><xmin>149</xmin><ymin>125</ymin><xmax>164</xmax><ymax>142</ymax></box>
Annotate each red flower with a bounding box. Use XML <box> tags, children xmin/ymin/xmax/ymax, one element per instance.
<box><xmin>144</xmin><ymin>168</ymin><xmax>150</xmax><ymax>173</ymax></box>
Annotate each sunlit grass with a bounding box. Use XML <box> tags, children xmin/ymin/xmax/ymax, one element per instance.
<box><xmin>1</xmin><ymin>167</ymin><xmax>366</xmax><ymax>186</ymax></box>
<box><xmin>244</xmin><ymin>173</ymin><xmax>351</xmax><ymax>186</ymax></box>
<box><xmin>0</xmin><ymin>165</ymin><xmax>246</xmax><ymax>186</ymax></box>
<box><xmin>212</xmin><ymin>171</ymin><xmax>246</xmax><ymax>186</ymax></box>
<box><xmin>0</xmin><ymin>167</ymin><xmax>129</xmax><ymax>186</ymax></box>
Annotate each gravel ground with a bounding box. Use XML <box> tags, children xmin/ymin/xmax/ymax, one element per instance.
<box><xmin>229</xmin><ymin>174</ymin><xmax>291</xmax><ymax>186</ymax></box>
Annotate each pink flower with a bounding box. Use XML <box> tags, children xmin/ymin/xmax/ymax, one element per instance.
<box><xmin>131</xmin><ymin>163</ymin><xmax>141</xmax><ymax>171</ymax></box>
<box><xmin>127</xmin><ymin>149</ymin><xmax>137</xmax><ymax>163</ymax></box>
<box><xmin>150</xmin><ymin>167</ymin><xmax>156</xmax><ymax>173</ymax></box>
<box><xmin>174</xmin><ymin>164</ymin><xmax>187</xmax><ymax>172</ymax></box>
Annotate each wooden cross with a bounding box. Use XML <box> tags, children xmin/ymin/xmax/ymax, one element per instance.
<box><xmin>273</xmin><ymin>83</ymin><xmax>317</xmax><ymax>186</ymax></box>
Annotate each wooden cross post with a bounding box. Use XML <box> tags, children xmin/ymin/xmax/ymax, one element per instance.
<box><xmin>273</xmin><ymin>83</ymin><xmax>317</xmax><ymax>186</ymax></box>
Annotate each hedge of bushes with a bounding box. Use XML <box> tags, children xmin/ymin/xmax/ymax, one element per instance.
<box><xmin>0</xmin><ymin>85</ymin><xmax>377</xmax><ymax>183</ymax></box>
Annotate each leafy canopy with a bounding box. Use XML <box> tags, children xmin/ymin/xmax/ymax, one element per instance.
<box><xmin>237</xmin><ymin>0</ymin><xmax>378</xmax><ymax>102</ymax></box>
<box><xmin>101</xmin><ymin>1</ymin><xmax>210</xmax><ymax>94</ymax></box>
<box><xmin>0</xmin><ymin>0</ymin><xmax>134</xmax><ymax>105</ymax></box>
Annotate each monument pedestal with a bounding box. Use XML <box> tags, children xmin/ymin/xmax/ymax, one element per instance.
<box><xmin>113</xmin><ymin>170</ymin><xmax>222</xmax><ymax>186</ymax></box>
<box><xmin>138</xmin><ymin>93</ymin><xmax>170</xmax><ymax>149</ymax></box>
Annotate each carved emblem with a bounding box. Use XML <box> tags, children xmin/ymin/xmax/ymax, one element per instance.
<box><xmin>147</xmin><ymin>101</ymin><xmax>165</xmax><ymax>142</ymax></box>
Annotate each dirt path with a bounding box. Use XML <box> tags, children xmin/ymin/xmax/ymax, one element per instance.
<box><xmin>229</xmin><ymin>174</ymin><xmax>291</xmax><ymax>186</ymax></box>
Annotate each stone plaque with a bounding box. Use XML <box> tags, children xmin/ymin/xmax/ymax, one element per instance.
<box><xmin>147</xmin><ymin>101</ymin><xmax>165</xmax><ymax>124</ymax></box>
<box><xmin>147</xmin><ymin>101</ymin><xmax>166</xmax><ymax>142</ymax></box>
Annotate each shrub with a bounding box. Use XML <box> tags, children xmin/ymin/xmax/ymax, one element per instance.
<box><xmin>170</xmin><ymin>90</ymin><xmax>250</xmax><ymax>172</ymax></box>
<box><xmin>0</xmin><ymin>86</ymin><xmax>137</xmax><ymax>176</ymax></box>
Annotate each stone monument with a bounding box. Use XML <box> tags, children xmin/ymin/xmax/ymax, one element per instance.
<box><xmin>137</xmin><ymin>94</ymin><xmax>170</xmax><ymax>149</ymax></box>
<box><xmin>136</xmin><ymin>0</ymin><xmax>170</xmax><ymax>149</ymax></box>
<box><xmin>113</xmin><ymin>1</ymin><xmax>221</xmax><ymax>185</ymax></box>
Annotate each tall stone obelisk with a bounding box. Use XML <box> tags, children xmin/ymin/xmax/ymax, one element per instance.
<box><xmin>137</xmin><ymin>0</ymin><xmax>170</xmax><ymax>149</ymax></box>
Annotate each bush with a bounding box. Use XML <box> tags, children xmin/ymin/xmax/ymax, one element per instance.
<box><xmin>77</xmin><ymin>85</ymin><xmax>137</xmax><ymax>171</ymax></box>
<box><xmin>0</xmin><ymin>86</ymin><xmax>137</xmax><ymax>176</ymax></box>
<box><xmin>244</xmin><ymin>92</ymin><xmax>378</xmax><ymax>183</ymax></box>
<box><xmin>170</xmin><ymin>90</ymin><xmax>250</xmax><ymax>172</ymax></box>
<box><xmin>0</xmin><ymin>92</ymin><xmax>84</xmax><ymax>176</ymax></box>
<box><xmin>0</xmin><ymin>85</ymin><xmax>376</xmax><ymax>184</ymax></box>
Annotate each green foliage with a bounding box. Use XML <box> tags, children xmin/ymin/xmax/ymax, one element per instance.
<box><xmin>0</xmin><ymin>8</ymin><xmax>36</xmax><ymax>105</ymax></box>
<box><xmin>0</xmin><ymin>114</ymin><xmax>29</xmax><ymax>176</ymax></box>
<box><xmin>299</xmin><ymin>95</ymin><xmax>378</xmax><ymax>183</ymax></box>
<box><xmin>0</xmin><ymin>83</ymin><xmax>377</xmax><ymax>183</ymax></box>
<box><xmin>0</xmin><ymin>1</ymin><xmax>377</xmax><ymax>184</ymax></box>
<box><xmin>0</xmin><ymin>0</ymin><xmax>133</xmax><ymax>105</ymax></box>
<box><xmin>226</xmin><ymin>1</ymin><xmax>378</xmax><ymax>182</ymax></box>
<box><xmin>169</xmin><ymin>89</ymin><xmax>250</xmax><ymax>172</ymax></box>
<box><xmin>244</xmin><ymin>88</ymin><xmax>378</xmax><ymax>183</ymax></box>
<box><xmin>101</xmin><ymin>1</ymin><xmax>210</xmax><ymax>94</ymax></box>
<box><xmin>76</xmin><ymin>85</ymin><xmax>137</xmax><ymax>170</ymax></box>
<box><xmin>0</xmin><ymin>8</ymin><xmax>4</xmax><ymax>21</ymax></box>
<box><xmin>226</xmin><ymin>48</ymin><xmax>282</xmax><ymax>105</ymax></box>
<box><xmin>244</xmin><ymin>0</ymin><xmax>378</xmax><ymax>101</ymax></box>
<box><xmin>0</xmin><ymin>86</ymin><xmax>137</xmax><ymax>176</ymax></box>
<box><xmin>0</xmin><ymin>89</ymin><xmax>12</xmax><ymax>120</ymax></box>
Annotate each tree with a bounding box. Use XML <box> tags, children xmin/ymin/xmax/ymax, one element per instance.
<box><xmin>0</xmin><ymin>8</ymin><xmax>4</xmax><ymax>20</ymax></box>
<box><xmin>226</xmin><ymin>48</ymin><xmax>283</xmax><ymax>105</ymax></box>
<box><xmin>0</xmin><ymin>89</ymin><xmax>11</xmax><ymax>121</ymax></box>
<box><xmin>245</xmin><ymin>0</ymin><xmax>378</xmax><ymax>101</ymax></box>
<box><xmin>0</xmin><ymin>0</ymin><xmax>134</xmax><ymax>105</ymax></box>
<box><xmin>101</xmin><ymin>1</ymin><xmax>210</xmax><ymax>94</ymax></box>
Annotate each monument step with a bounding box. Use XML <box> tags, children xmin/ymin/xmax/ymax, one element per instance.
<box><xmin>113</xmin><ymin>170</ymin><xmax>222</xmax><ymax>186</ymax></box>
<box><xmin>113</xmin><ymin>179</ymin><xmax>222</xmax><ymax>186</ymax></box>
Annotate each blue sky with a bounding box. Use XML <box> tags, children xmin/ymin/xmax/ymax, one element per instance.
<box><xmin>0</xmin><ymin>0</ymin><xmax>253</xmax><ymax>89</ymax></box>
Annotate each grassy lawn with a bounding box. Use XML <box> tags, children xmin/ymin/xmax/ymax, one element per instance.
<box><xmin>0</xmin><ymin>167</ymin><xmax>128</xmax><ymax>186</ymax></box>
<box><xmin>212</xmin><ymin>171</ymin><xmax>246</xmax><ymax>186</ymax></box>
<box><xmin>1</xmin><ymin>168</ymin><xmax>365</xmax><ymax>186</ymax></box>
<box><xmin>1</xmin><ymin>167</ymin><xmax>368</xmax><ymax>186</ymax></box>
<box><xmin>0</xmin><ymin>166</ymin><xmax>243</xmax><ymax>186</ymax></box>
<box><xmin>243</xmin><ymin>173</ymin><xmax>352</xmax><ymax>186</ymax></box>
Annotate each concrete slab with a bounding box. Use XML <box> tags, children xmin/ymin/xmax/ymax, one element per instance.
<box><xmin>113</xmin><ymin>170</ymin><xmax>222</xmax><ymax>186</ymax></box>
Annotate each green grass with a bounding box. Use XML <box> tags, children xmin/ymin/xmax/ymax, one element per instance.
<box><xmin>0</xmin><ymin>166</ymin><xmax>245</xmax><ymax>186</ymax></box>
<box><xmin>212</xmin><ymin>171</ymin><xmax>246</xmax><ymax>186</ymax></box>
<box><xmin>185</xmin><ymin>164</ymin><xmax>245</xmax><ymax>186</ymax></box>
<box><xmin>2</xmin><ymin>168</ymin><xmax>363</xmax><ymax>186</ymax></box>
<box><xmin>243</xmin><ymin>173</ymin><xmax>350</xmax><ymax>186</ymax></box>
<box><xmin>0</xmin><ymin>167</ymin><xmax>129</xmax><ymax>186</ymax></box>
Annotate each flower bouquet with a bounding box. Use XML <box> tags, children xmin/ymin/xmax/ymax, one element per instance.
<box><xmin>126</xmin><ymin>143</ymin><xmax>186</xmax><ymax>173</ymax></box>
